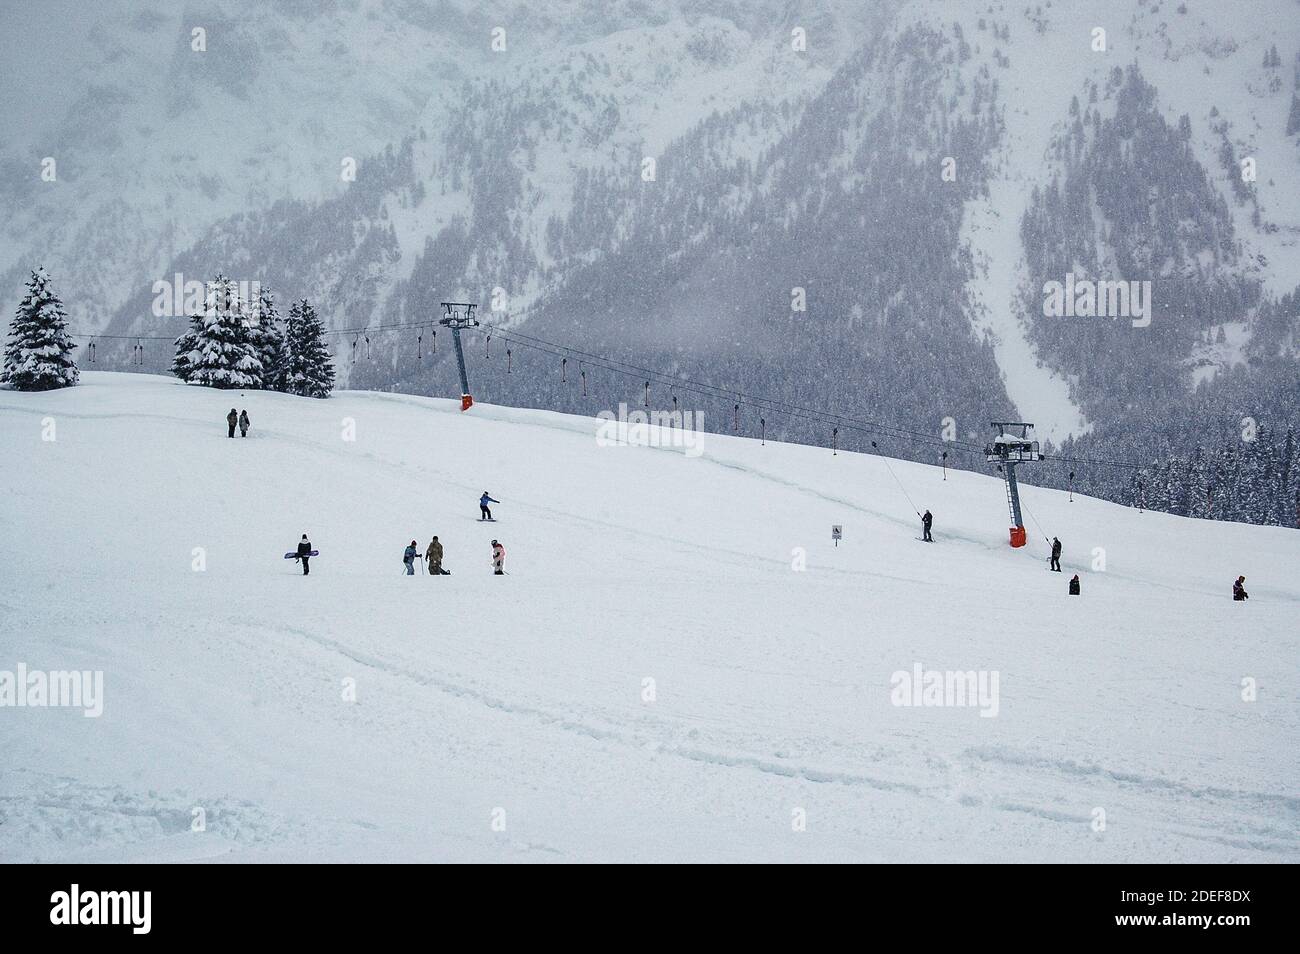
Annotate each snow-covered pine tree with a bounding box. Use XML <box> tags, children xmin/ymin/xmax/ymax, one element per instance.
<box><xmin>249</xmin><ymin>287</ymin><xmax>287</xmax><ymax>391</ymax></box>
<box><xmin>185</xmin><ymin>275</ymin><xmax>263</xmax><ymax>390</ymax></box>
<box><xmin>171</xmin><ymin>314</ymin><xmax>204</xmax><ymax>382</ymax></box>
<box><xmin>285</xmin><ymin>299</ymin><xmax>334</xmax><ymax>398</ymax></box>
<box><xmin>2</xmin><ymin>268</ymin><xmax>79</xmax><ymax>391</ymax></box>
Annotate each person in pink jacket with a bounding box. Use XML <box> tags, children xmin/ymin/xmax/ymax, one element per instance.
<box><xmin>491</xmin><ymin>539</ymin><xmax>505</xmax><ymax>575</ymax></box>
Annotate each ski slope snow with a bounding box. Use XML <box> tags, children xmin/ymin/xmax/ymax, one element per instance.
<box><xmin>1</xmin><ymin>373</ymin><xmax>1296</xmax><ymax>862</ymax></box>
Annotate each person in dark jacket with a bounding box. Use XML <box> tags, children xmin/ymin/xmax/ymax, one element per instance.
<box><xmin>1068</xmin><ymin>574</ymin><xmax>1080</xmax><ymax>595</ymax></box>
<box><xmin>921</xmin><ymin>510</ymin><xmax>933</xmax><ymax>542</ymax></box>
<box><xmin>226</xmin><ymin>408</ymin><xmax>238</xmax><ymax>438</ymax></box>
<box><xmin>479</xmin><ymin>492</ymin><xmax>499</xmax><ymax>521</ymax></box>
<box><xmin>1233</xmin><ymin>575</ymin><xmax>1248</xmax><ymax>601</ymax></box>
<box><xmin>426</xmin><ymin>536</ymin><xmax>445</xmax><ymax>575</ymax></box>
<box><xmin>1050</xmin><ymin>537</ymin><xmax>1062</xmax><ymax>572</ymax></box>
<box><xmin>403</xmin><ymin>541</ymin><xmax>418</xmax><ymax>575</ymax></box>
<box><xmin>295</xmin><ymin>534</ymin><xmax>312</xmax><ymax>575</ymax></box>
<box><xmin>238</xmin><ymin>409</ymin><xmax>250</xmax><ymax>437</ymax></box>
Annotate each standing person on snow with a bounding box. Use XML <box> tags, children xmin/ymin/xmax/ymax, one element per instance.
<box><xmin>1050</xmin><ymin>537</ymin><xmax>1062</xmax><ymax>572</ymax></box>
<box><xmin>295</xmin><ymin>534</ymin><xmax>312</xmax><ymax>576</ymax></box>
<box><xmin>491</xmin><ymin>539</ymin><xmax>505</xmax><ymax>575</ymax></box>
<box><xmin>921</xmin><ymin>510</ymin><xmax>933</xmax><ymax>542</ymax></box>
<box><xmin>403</xmin><ymin>541</ymin><xmax>418</xmax><ymax>575</ymax></box>
<box><xmin>226</xmin><ymin>408</ymin><xmax>238</xmax><ymax>438</ymax></box>
<box><xmin>1068</xmin><ymin>574</ymin><xmax>1080</xmax><ymax>595</ymax></box>
<box><xmin>1233</xmin><ymin>575</ymin><xmax>1249</xmax><ymax>601</ymax></box>
<box><xmin>238</xmin><ymin>409</ymin><xmax>250</xmax><ymax>437</ymax></box>
<box><xmin>479</xmin><ymin>492</ymin><xmax>499</xmax><ymax>521</ymax></box>
<box><xmin>426</xmin><ymin>536</ymin><xmax>445</xmax><ymax>575</ymax></box>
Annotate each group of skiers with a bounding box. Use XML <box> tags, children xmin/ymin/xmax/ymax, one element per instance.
<box><xmin>919</xmin><ymin>513</ymin><xmax>1249</xmax><ymax>599</ymax></box>
<box><xmin>290</xmin><ymin>493</ymin><xmax>508</xmax><ymax>578</ymax></box>
<box><xmin>225</xmin><ymin>408</ymin><xmax>251</xmax><ymax>438</ymax></box>
<box><xmin>401</xmin><ymin>535</ymin><xmax>506</xmax><ymax>575</ymax></box>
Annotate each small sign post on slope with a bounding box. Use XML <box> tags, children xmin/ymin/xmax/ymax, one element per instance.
<box><xmin>832</xmin><ymin>525</ymin><xmax>842</xmax><ymax>547</ymax></box>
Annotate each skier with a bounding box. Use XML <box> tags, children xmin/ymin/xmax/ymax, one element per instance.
<box><xmin>426</xmin><ymin>535</ymin><xmax>445</xmax><ymax>575</ymax></box>
<box><xmin>226</xmin><ymin>408</ymin><xmax>238</xmax><ymax>438</ymax></box>
<box><xmin>238</xmin><ymin>409</ymin><xmax>250</xmax><ymax>438</ymax></box>
<box><xmin>295</xmin><ymin>534</ymin><xmax>312</xmax><ymax>576</ymax></box>
<box><xmin>491</xmin><ymin>539</ymin><xmax>505</xmax><ymax>575</ymax></box>
<box><xmin>1049</xmin><ymin>536</ymin><xmax>1062</xmax><ymax>572</ymax></box>
<box><xmin>479</xmin><ymin>491</ymin><xmax>499</xmax><ymax>521</ymax></box>
<box><xmin>1233</xmin><ymin>575</ymin><xmax>1249</xmax><ymax>601</ymax></box>
<box><xmin>403</xmin><ymin>540</ymin><xmax>418</xmax><ymax>575</ymax></box>
<box><xmin>921</xmin><ymin>510</ymin><xmax>933</xmax><ymax>542</ymax></box>
<box><xmin>1068</xmin><ymin>574</ymin><xmax>1080</xmax><ymax>596</ymax></box>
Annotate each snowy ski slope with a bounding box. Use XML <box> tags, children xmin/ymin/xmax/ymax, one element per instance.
<box><xmin>1</xmin><ymin>373</ymin><xmax>1296</xmax><ymax>862</ymax></box>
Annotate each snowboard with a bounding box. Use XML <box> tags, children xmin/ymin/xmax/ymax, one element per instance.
<box><xmin>478</xmin><ymin>517</ymin><xmax>497</xmax><ymax>522</ymax></box>
<box><xmin>285</xmin><ymin>550</ymin><xmax>319</xmax><ymax>558</ymax></box>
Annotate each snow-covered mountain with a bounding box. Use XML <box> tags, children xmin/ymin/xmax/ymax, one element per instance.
<box><xmin>0</xmin><ymin>0</ymin><xmax>878</xmax><ymax>335</ymax></box>
<box><xmin>5</xmin><ymin>0</ymin><xmax>1300</xmax><ymax>520</ymax></box>
<box><xmin>2</xmin><ymin>373</ymin><xmax>1296</xmax><ymax>861</ymax></box>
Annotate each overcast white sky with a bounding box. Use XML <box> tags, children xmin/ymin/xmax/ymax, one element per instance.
<box><xmin>0</xmin><ymin>0</ymin><xmax>134</xmax><ymax>147</ymax></box>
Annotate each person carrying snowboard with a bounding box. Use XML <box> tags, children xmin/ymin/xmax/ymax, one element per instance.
<box><xmin>426</xmin><ymin>535</ymin><xmax>445</xmax><ymax>575</ymax></box>
<box><xmin>226</xmin><ymin>408</ymin><xmax>238</xmax><ymax>438</ymax></box>
<box><xmin>479</xmin><ymin>491</ymin><xmax>499</xmax><ymax>521</ymax></box>
<box><xmin>295</xmin><ymin>534</ymin><xmax>312</xmax><ymax>575</ymax></box>
<box><xmin>1050</xmin><ymin>537</ymin><xmax>1062</xmax><ymax>572</ymax></box>
<box><xmin>403</xmin><ymin>540</ymin><xmax>418</xmax><ymax>575</ymax></box>
<box><xmin>1068</xmin><ymin>574</ymin><xmax>1080</xmax><ymax>595</ymax></box>
<box><xmin>491</xmin><ymin>539</ymin><xmax>505</xmax><ymax>575</ymax></box>
<box><xmin>238</xmin><ymin>409</ymin><xmax>250</xmax><ymax>437</ymax></box>
<box><xmin>1233</xmin><ymin>575</ymin><xmax>1249</xmax><ymax>601</ymax></box>
<box><xmin>921</xmin><ymin>510</ymin><xmax>933</xmax><ymax>542</ymax></box>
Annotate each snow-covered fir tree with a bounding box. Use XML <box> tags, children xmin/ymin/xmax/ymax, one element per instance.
<box><xmin>249</xmin><ymin>287</ymin><xmax>287</xmax><ymax>392</ymax></box>
<box><xmin>285</xmin><ymin>299</ymin><xmax>334</xmax><ymax>398</ymax></box>
<box><xmin>184</xmin><ymin>276</ymin><xmax>263</xmax><ymax>390</ymax></box>
<box><xmin>171</xmin><ymin>314</ymin><xmax>203</xmax><ymax>383</ymax></box>
<box><xmin>2</xmin><ymin>268</ymin><xmax>79</xmax><ymax>391</ymax></box>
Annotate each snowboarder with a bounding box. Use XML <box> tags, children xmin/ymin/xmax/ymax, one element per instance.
<box><xmin>226</xmin><ymin>408</ymin><xmax>238</xmax><ymax>438</ymax></box>
<box><xmin>479</xmin><ymin>491</ymin><xmax>499</xmax><ymax>521</ymax></box>
<box><xmin>921</xmin><ymin>510</ymin><xmax>933</xmax><ymax>542</ymax></box>
<box><xmin>238</xmin><ymin>409</ymin><xmax>250</xmax><ymax>437</ymax></box>
<box><xmin>426</xmin><ymin>536</ymin><xmax>445</xmax><ymax>575</ymax></box>
<box><xmin>1233</xmin><ymin>575</ymin><xmax>1249</xmax><ymax>601</ymax></box>
<box><xmin>491</xmin><ymin>539</ymin><xmax>505</xmax><ymax>575</ymax></box>
<box><xmin>403</xmin><ymin>540</ymin><xmax>418</xmax><ymax>575</ymax></box>
<box><xmin>295</xmin><ymin>534</ymin><xmax>312</xmax><ymax>575</ymax></box>
<box><xmin>1068</xmin><ymin>574</ymin><xmax>1080</xmax><ymax>595</ymax></box>
<box><xmin>1050</xmin><ymin>537</ymin><xmax>1062</xmax><ymax>572</ymax></box>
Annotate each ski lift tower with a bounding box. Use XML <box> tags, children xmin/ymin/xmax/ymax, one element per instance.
<box><xmin>984</xmin><ymin>422</ymin><xmax>1044</xmax><ymax>548</ymax></box>
<box><xmin>439</xmin><ymin>302</ymin><xmax>479</xmax><ymax>411</ymax></box>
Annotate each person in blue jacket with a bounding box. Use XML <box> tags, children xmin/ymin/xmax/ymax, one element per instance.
<box><xmin>403</xmin><ymin>540</ymin><xmax>418</xmax><ymax>575</ymax></box>
<box><xmin>479</xmin><ymin>491</ymin><xmax>499</xmax><ymax>521</ymax></box>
